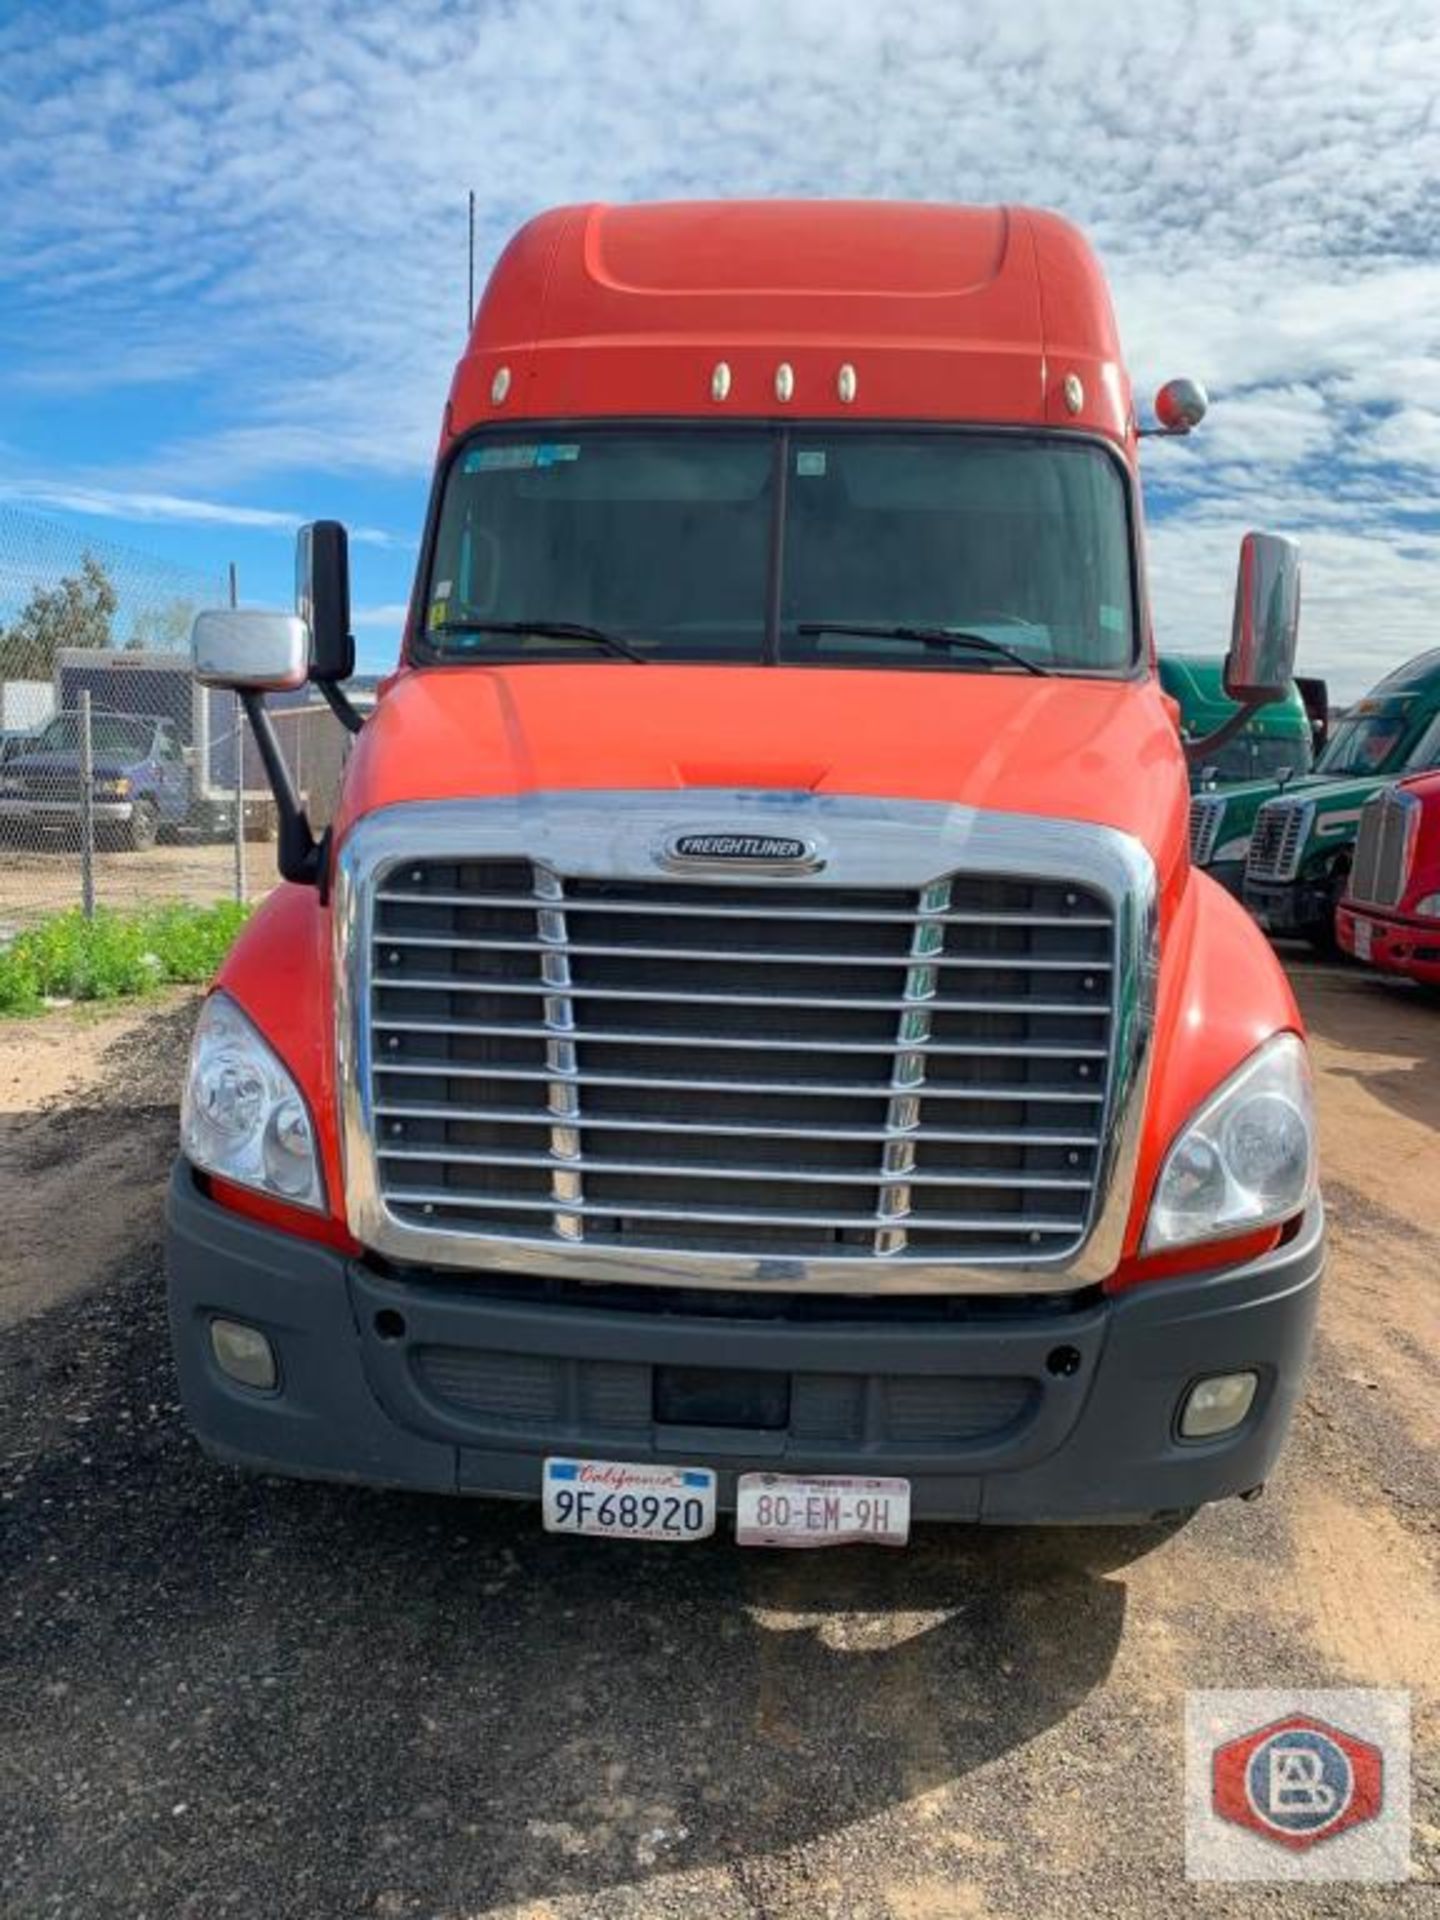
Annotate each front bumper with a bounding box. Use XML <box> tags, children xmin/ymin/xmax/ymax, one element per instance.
<box><xmin>1201</xmin><ymin>858</ymin><xmax>1246</xmax><ymax>900</ymax></box>
<box><xmin>1336</xmin><ymin>903</ymin><xmax>1440</xmax><ymax>985</ymax></box>
<box><xmin>166</xmin><ymin>1163</ymin><xmax>1324</xmax><ymax>1524</ymax></box>
<box><xmin>0</xmin><ymin>798</ymin><xmax>135</xmax><ymax>825</ymax></box>
<box><xmin>1243</xmin><ymin>876</ymin><xmax>1335</xmax><ymax>936</ymax></box>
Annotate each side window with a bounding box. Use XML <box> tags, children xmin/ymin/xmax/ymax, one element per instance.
<box><xmin>1407</xmin><ymin>710</ymin><xmax>1440</xmax><ymax>771</ymax></box>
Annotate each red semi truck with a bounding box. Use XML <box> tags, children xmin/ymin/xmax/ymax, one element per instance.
<box><xmin>171</xmin><ymin>201</ymin><xmax>1322</xmax><ymax>1544</ymax></box>
<box><xmin>1336</xmin><ymin>769</ymin><xmax>1440</xmax><ymax>987</ymax></box>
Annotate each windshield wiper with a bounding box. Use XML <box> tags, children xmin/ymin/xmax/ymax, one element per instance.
<box><xmin>795</xmin><ymin>622</ymin><xmax>1049</xmax><ymax>676</ymax></box>
<box><xmin>431</xmin><ymin>618</ymin><xmax>650</xmax><ymax>663</ymax></box>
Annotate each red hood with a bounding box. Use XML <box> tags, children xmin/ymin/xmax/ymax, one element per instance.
<box><xmin>335</xmin><ymin>664</ymin><xmax>1188</xmax><ymax>893</ymax></box>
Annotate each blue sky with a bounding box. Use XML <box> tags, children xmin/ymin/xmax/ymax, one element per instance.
<box><xmin>1</xmin><ymin>0</ymin><xmax>1438</xmax><ymax>696</ymax></box>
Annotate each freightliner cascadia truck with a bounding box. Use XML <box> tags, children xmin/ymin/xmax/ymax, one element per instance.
<box><xmin>171</xmin><ymin>201</ymin><xmax>1322</xmax><ymax>1547</ymax></box>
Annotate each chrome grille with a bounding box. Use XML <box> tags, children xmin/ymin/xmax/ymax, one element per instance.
<box><xmin>1246</xmin><ymin>799</ymin><xmax>1308</xmax><ymax>883</ymax></box>
<box><xmin>1348</xmin><ymin>787</ymin><xmax>1415</xmax><ymax>907</ymax></box>
<box><xmin>365</xmin><ymin>860</ymin><xmax>1118</xmax><ymax>1265</ymax></box>
<box><xmin>1188</xmin><ymin>794</ymin><xmax>1226</xmax><ymax>867</ymax></box>
<box><xmin>19</xmin><ymin>769</ymin><xmax>84</xmax><ymax>802</ymax></box>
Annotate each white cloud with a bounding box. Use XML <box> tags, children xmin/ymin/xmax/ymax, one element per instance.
<box><xmin>351</xmin><ymin>601</ymin><xmax>410</xmax><ymax>629</ymax></box>
<box><xmin>0</xmin><ymin>0</ymin><xmax>1437</xmax><ymax>699</ymax></box>
<box><xmin>0</xmin><ymin>480</ymin><xmax>406</xmax><ymax>550</ymax></box>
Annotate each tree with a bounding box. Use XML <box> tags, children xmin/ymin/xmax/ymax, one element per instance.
<box><xmin>0</xmin><ymin>554</ymin><xmax>118</xmax><ymax>678</ymax></box>
<box><xmin>127</xmin><ymin>597</ymin><xmax>197</xmax><ymax>651</ymax></box>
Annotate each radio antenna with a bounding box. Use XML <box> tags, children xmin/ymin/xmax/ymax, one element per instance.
<box><xmin>467</xmin><ymin>190</ymin><xmax>476</xmax><ymax>332</ymax></box>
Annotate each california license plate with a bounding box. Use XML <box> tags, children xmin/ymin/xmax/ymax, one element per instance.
<box><xmin>1353</xmin><ymin>916</ymin><xmax>1374</xmax><ymax>961</ymax></box>
<box><xmin>735</xmin><ymin>1472</ymin><xmax>911</xmax><ymax>1548</ymax></box>
<box><xmin>542</xmin><ymin>1457</ymin><xmax>716</xmax><ymax>1541</ymax></box>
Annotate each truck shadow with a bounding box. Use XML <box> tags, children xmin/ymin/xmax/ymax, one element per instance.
<box><xmin>0</xmin><ymin>1251</ymin><xmax>1161</xmax><ymax>1916</ymax></box>
<box><xmin>1293</xmin><ymin>965</ymin><xmax>1440</xmax><ymax>1136</ymax></box>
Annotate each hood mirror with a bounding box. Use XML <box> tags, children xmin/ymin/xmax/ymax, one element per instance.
<box><xmin>1144</xmin><ymin>378</ymin><xmax>1209</xmax><ymax>437</ymax></box>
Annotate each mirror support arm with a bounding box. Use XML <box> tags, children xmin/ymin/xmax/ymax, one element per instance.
<box><xmin>318</xmin><ymin>678</ymin><xmax>365</xmax><ymax>736</ymax></box>
<box><xmin>239</xmin><ymin>690</ymin><xmax>324</xmax><ymax>887</ymax></box>
<box><xmin>1182</xmin><ymin>693</ymin><xmax>1277</xmax><ymax>770</ymax></box>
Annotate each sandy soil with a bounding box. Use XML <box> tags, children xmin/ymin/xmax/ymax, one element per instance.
<box><xmin>0</xmin><ymin>963</ymin><xmax>1436</xmax><ymax>1919</ymax></box>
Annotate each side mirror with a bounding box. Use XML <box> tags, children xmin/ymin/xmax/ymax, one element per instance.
<box><xmin>1225</xmin><ymin>531</ymin><xmax>1301</xmax><ymax>703</ymax></box>
<box><xmin>192</xmin><ymin>609</ymin><xmax>309</xmax><ymax>692</ymax></box>
<box><xmin>297</xmin><ymin>521</ymin><xmax>354</xmax><ymax>683</ymax></box>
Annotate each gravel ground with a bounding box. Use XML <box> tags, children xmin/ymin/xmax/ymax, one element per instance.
<box><xmin>1</xmin><ymin>967</ymin><xmax>1436</xmax><ymax>1919</ymax></box>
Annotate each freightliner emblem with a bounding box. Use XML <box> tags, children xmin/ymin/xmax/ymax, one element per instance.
<box><xmin>663</xmin><ymin>831</ymin><xmax>822</xmax><ymax>871</ymax></box>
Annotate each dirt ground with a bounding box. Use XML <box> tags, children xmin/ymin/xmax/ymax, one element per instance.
<box><xmin>0</xmin><ymin>839</ymin><xmax>256</xmax><ymax>931</ymax></box>
<box><xmin>0</xmin><ymin>963</ymin><xmax>1436</xmax><ymax>1919</ymax></box>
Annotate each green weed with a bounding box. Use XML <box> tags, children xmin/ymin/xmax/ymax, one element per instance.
<box><xmin>0</xmin><ymin>901</ymin><xmax>250</xmax><ymax>1015</ymax></box>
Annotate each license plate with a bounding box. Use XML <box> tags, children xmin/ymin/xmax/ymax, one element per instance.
<box><xmin>542</xmin><ymin>1457</ymin><xmax>716</xmax><ymax>1541</ymax></box>
<box><xmin>735</xmin><ymin>1472</ymin><xmax>911</xmax><ymax>1548</ymax></box>
<box><xmin>1353</xmin><ymin>916</ymin><xmax>1374</xmax><ymax>961</ymax></box>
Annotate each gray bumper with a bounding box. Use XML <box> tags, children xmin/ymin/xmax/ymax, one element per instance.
<box><xmin>1244</xmin><ymin>876</ymin><xmax>1335</xmax><ymax>935</ymax></box>
<box><xmin>0</xmin><ymin>799</ymin><xmax>134</xmax><ymax>824</ymax></box>
<box><xmin>166</xmin><ymin>1162</ymin><xmax>1323</xmax><ymax>1524</ymax></box>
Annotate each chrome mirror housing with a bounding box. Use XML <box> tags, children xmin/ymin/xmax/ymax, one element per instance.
<box><xmin>1154</xmin><ymin>377</ymin><xmax>1209</xmax><ymax>434</ymax></box>
<box><xmin>191</xmin><ymin>609</ymin><xmax>310</xmax><ymax>692</ymax></box>
<box><xmin>1226</xmin><ymin>532</ymin><xmax>1301</xmax><ymax>703</ymax></box>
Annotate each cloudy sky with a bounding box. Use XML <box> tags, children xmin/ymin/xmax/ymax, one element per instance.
<box><xmin>1</xmin><ymin>0</ymin><xmax>1437</xmax><ymax>694</ymax></box>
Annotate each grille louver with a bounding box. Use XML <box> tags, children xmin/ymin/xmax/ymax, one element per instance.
<box><xmin>365</xmin><ymin>858</ymin><xmax>1118</xmax><ymax>1265</ymax></box>
<box><xmin>1188</xmin><ymin>795</ymin><xmax>1225</xmax><ymax>867</ymax></box>
<box><xmin>1246</xmin><ymin>800</ymin><xmax>1308</xmax><ymax>883</ymax></box>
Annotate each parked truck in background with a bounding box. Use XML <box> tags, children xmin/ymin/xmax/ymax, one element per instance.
<box><xmin>1192</xmin><ymin>651</ymin><xmax>1440</xmax><ymax>908</ymax></box>
<box><xmin>1241</xmin><ymin>649</ymin><xmax>1440</xmax><ymax>943</ymax></box>
<box><xmin>0</xmin><ymin>706</ymin><xmax>191</xmax><ymax>849</ymax></box>
<box><xmin>0</xmin><ymin>649</ymin><xmax>344</xmax><ymax>849</ymax></box>
<box><xmin>1336</xmin><ymin>769</ymin><xmax>1440</xmax><ymax>989</ymax></box>
<box><xmin>1160</xmin><ymin>653</ymin><xmax>1315</xmax><ymax>791</ymax></box>
<box><xmin>168</xmin><ymin>200</ymin><xmax>1322</xmax><ymax>1546</ymax></box>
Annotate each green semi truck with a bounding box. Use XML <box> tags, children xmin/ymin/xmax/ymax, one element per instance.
<box><xmin>1160</xmin><ymin>655</ymin><xmax>1316</xmax><ymax>791</ymax></box>
<box><xmin>1166</xmin><ymin>656</ymin><xmax>1319</xmax><ymax>896</ymax></box>
<box><xmin>1236</xmin><ymin>649</ymin><xmax>1440</xmax><ymax>942</ymax></box>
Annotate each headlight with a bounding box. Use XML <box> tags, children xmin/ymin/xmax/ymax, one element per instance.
<box><xmin>180</xmin><ymin>994</ymin><xmax>324</xmax><ymax>1210</ymax></box>
<box><xmin>93</xmin><ymin>775</ymin><xmax>131</xmax><ymax>797</ymax></box>
<box><xmin>1143</xmin><ymin>1033</ymin><xmax>1315</xmax><ymax>1251</ymax></box>
<box><xmin>1413</xmin><ymin>893</ymin><xmax>1440</xmax><ymax>919</ymax></box>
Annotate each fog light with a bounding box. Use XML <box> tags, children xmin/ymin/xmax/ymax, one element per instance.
<box><xmin>210</xmin><ymin>1318</ymin><xmax>278</xmax><ymax>1391</ymax></box>
<box><xmin>1180</xmin><ymin>1371</ymin><xmax>1258</xmax><ymax>1439</ymax></box>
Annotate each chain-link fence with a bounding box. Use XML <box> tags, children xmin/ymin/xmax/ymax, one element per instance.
<box><xmin>0</xmin><ymin>507</ymin><xmax>353</xmax><ymax>932</ymax></box>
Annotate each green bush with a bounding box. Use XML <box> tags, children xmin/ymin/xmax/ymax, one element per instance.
<box><xmin>0</xmin><ymin>901</ymin><xmax>250</xmax><ymax>1015</ymax></box>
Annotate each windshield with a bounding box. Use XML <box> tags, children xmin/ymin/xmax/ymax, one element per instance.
<box><xmin>33</xmin><ymin>714</ymin><xmax>154</xmax><ymax>759</ymax></box>
<box><xmin>1316</xmin><ymin>702</ymin><xmax>1416</xmax><ymax>776</ymax></box>
<box><xmin>418</xmin><ymin>427</ymin><xmax>1137</xmax><ymax>674</ymax></box>
<box><xmin>1198</xmin><ymin>731</ymin><xmax>1313</xmax><ymax>784</ymax></box>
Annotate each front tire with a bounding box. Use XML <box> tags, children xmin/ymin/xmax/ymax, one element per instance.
<box><xmin>126</xmin><ymin>798</ymin><xmax>159</xmax><ymax>853</ymax></box>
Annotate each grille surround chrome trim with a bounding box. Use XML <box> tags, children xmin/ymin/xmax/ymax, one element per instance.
<box><xmin>335</xmin><ymin>793</ymin><xmax>1158</xmax><ymax>1294</ymax></box>
<box><xmin>1347</xmin><ymin>786</ymin><xmax>1418</xmax><ymax>908</ymax></box>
